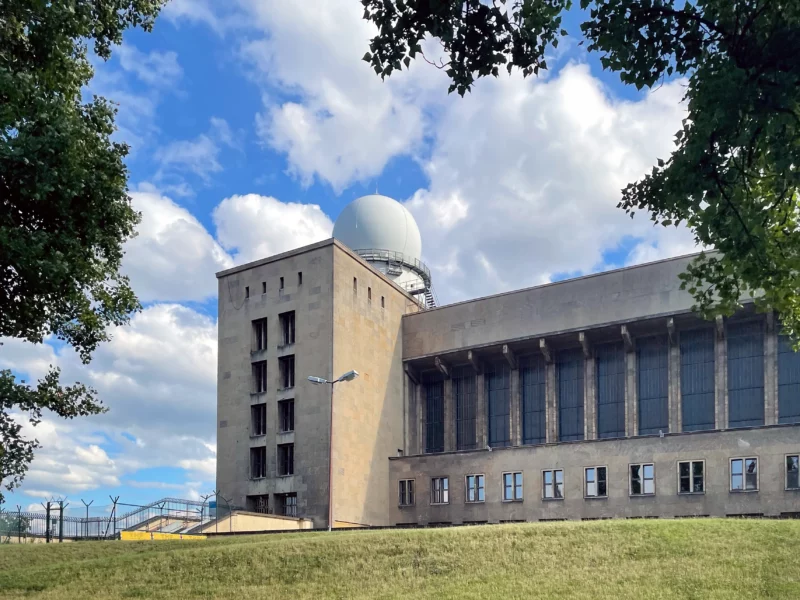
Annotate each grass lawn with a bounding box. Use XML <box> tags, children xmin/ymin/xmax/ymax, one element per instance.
<box><xmin>1</xmin><ymin>519</ymin><xmax>799</xmax><ymax>599</ymax></box>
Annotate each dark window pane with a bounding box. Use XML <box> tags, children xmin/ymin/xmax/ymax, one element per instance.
<box><xmin>521</xmin><ymin>355</ymin><xmax>547</xmax><ymax>444</ymax></box>
<box><xmin>598</xmin><ymin>467</ymin><xmax>607</xmax><ymax>497</ymax></box>
<box><xmin>778</xmin><ymin>334</ymin><xmax>800</xmax><ymax>424</ymax></box>
<box><xmin>557</xmin><ymin>350</ymin><xmax>584</xmax><ymax>441</ymax></box>
<box><xmin>637</xmin><ymin>336</ymin><xmax>669</xmax><ymax>435</ymax></box>
<box><xmin>424</xmin><ymin>376</ymin><xmax>445</xmax><ymax>453</ymax></box>
<box><xmin>630</xmin><ymin>465</ymin><xmax>641</xmax><ymax>495</ymax></box>
<box><xmin>486</xmin><ymin>362</ymin><xmax>511</xmax><ymax>447</ymax></box>
<box><xmin>788</xmin><ymin>456</ymin><xmax>800</xmax><ymax>489</ymax></box>
<box><xmin>727</xmin><ymin>321</ymin><xmax>765</xmax><ymax>428</ymax></box>
<box><xmin>596</xmin><ymin>342</ymin><xmax>626</xmax><ymax>438</ymax></box>
<box><xmin>453</xmin><ymin>367</ymin><xmax>478</xmax><ymax>450</ymax></box>
<box><xmin>680</xmin><ymin>328</ymin><xmax>716</xmax><ymax>432</ymax></box>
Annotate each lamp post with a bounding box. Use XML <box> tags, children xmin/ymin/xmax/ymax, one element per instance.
<box><xmin>308</xmin><ymin>370</ymin><xmax>359</xmax><ymax>532</ymax></box>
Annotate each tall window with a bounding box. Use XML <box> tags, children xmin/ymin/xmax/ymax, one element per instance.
<box><xmin>368</xmin><ymin>287</ymin><xmax>372</xmax><ymax>303</ymax></box>
<box><xmin>250</xmin><ymin>447</ymin><xmax>266</xmax><ymax>479</ymax></box>
<box><xmin>678</xmin><ymin>460</ymin><xmax>704</xmax><ymax>494</ymax></box>
<box><xmin>298</xmin><ymin>272</ymin><xmax>302</xmax><ymax>286</ymax></box>
<box><xmin>278</xmin><ymin>493</ymin><xmax>297</xmax><ymax>517</ymax></box>
<box><xmin>584</xmin><ymin>466</ymin><xmax>607</xmax><ymax>498</ymax></box>
<box><xmin>252</xmin><ymin>361</ymin><xmax>267</xmax><ymax>393</ymax></box>
<box><xmin>381</xmin><ymin>296</ymin><xmax>385</xmax><ymax>308</ymax></box>
<box><xmin>680</xmin><ymin>328</ymin><xmax>716</xmax><ymax>432</ymax></box>
<box><xmin>245</xmin><ymin>286</ymin><xmax>250</xmax><ymax>299</ymax></box>
<box><xmin>466</xmin><ymin>475</ymin><xmax>485</xmax><ymax>503</ymax></box>
<box><xmin>727</xmin><ymin>320</ymin><xmax>765</xmax><ymax>428</ymax></box>
<box><xmin>424</xmin><ymin>375</ymin><xmax>445</xmax><ymax>453</ymax></box>
<box><xmin>630</xmin><ymin>463</ymin><xmax>655</xmax><ymax>496</ymax></box>
<box><xmin>431</xmin><ymin>477</ymin><xmax>449</xmax><ymax>504</ymax></box>
<box><xmin>787</xmin><ymin>455</ymin><xmax>799</xmax><ymax>490</ymax></box>
<box><xmin>503</xmin><ymin>472</ymin><xmax>523</xmax><ymax>501</ymax></box>
<box><xmin>557</xmin><ymin>349</ymin><xmax>584</xmax><ymax>441</ymax></box>
<box><xmin>279</xmin><ymin>311</ymin><xmax>296</xmax><ymax>346</ymax></box>
<box><xmin>453</xmin><ymin>366</ymin><xmax>477</xmax><ymax>450</ymax></box>
<box><xmin>521</xmin><ymin>355</ymin><xmax>546</xmax><ymax>444</ymax></box>
<box><xmin>279</xmin><ymin>355</ymin><xmax>295</xmax><ymax>389</ymax></box>
<box><xmin>251</xmin><ymin>403</ymin><xmax>267</xmax><ymax>436</ymax></box>
<box><xmin>278</xmin><ymin>443</ymin><xmax>294</xmax><ymax>476</ymax></box>
<box><xmin>637</xmin><ymin>335</ymin><xmax>669</xmax><ymax>435</ymax></box>
<box><xmin>353</xmin><ymin>277</ymin><xmax>357</xmax><ymax>295</ymax></box>
<box><xmin>596</xmin><ymin>342</ymin><xmax>626</xmax><ymax>439</ymax></box>
<box><xmin>486</xmin><ymin>362</ymin><xmax>511</xmax><ymax>447</ymax></box>
<box><xmin>399</xmin><ymin>480</ymin><xmax>415</xmax><ymax>506</ymax></box>
<box><xmin>262</xmin><ymin>281</ymin><xmax>266</xmax><ymax>294</ymax></box>
<box><xmin>730</xmin><ymin>457</ymin><xmax>758</xmax><ymax>492</ymax></box>
<box><xmin>778</xmin><ymin>334</ymin><xmax>800</xmax><ymax>424</ymax></box>
<box><xmin>543</xmin><ymin>470</ymin><xmax>564</xmax><ymax>499</ymax></box>
<box><xmin>253</xmin><ymin>318</ymin><xmax>268</xmax><ymax>352</ymax></box>
<box><xmin>278</xmin><ymin>399</ymin><xmax>294</xmax><ymax>433</ymax></box>
<box><xmin>279</xmin><ymin>276</ymin><xmax>284</xmax><ymax>290</ymax></box>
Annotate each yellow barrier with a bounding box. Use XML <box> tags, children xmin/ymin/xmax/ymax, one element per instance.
<box><xmin>120</xmin><ymin>531</ymin><xmax>206</xmax><ymax>541</ymax></box>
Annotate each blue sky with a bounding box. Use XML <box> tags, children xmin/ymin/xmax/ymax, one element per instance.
<box><xmin>1</xmin><ymin>0</ymin><xmax>695</xmax><ymax>510</ymax></box>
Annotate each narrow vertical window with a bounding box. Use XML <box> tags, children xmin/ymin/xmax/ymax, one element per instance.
<box><xmin>557</xmin><ymin>349</ymin><xmax>584</xmax><ymax>441</ymax></box>
<box><xmin>453</xmin><ymin>366</ymin><xmax>477</xmax><ymax>450</ymax></box>
<box><xmin>521</xmin><ymin>355</ymin><xmax>546</xmax><ymax>444</ymax></box>
<box><xmin>678</xmin><ymin>460</ymin><xmax>704</xmax><ymax>494</ymax></box>
<box><xmin>424</xmin><ymin>373</ymin><xmax>445</xmax><ymax>453</ymax></box>
<box><xmin>486</xmin><ymin>361</ymin><xmax>511</xmax><ymax>447</ymax></box>
<box><xmin>251</xmin><ymin>403</ymin><xmax>267</xmax><ymax>436</ymax></box>
<box><xmin>786</xmin><ymin>455</ymin><xmax>799</xmax><ymax>490</ymax></box>
<box><xmin>298</xmin><ymin>272</ymin><xmax>303</xmax><ymax>286</ymax></box>
<box><xmin>368</xmin><ymin>287</ymin><xmax>372</xmax><ymax>304</ymax></box>
<box><xmin>584</xmin><ymin>466</ymin><xmax>607</xmax><ymax>498</ymax></box>
<box><xmin>279</xmin><ymin>311</ymin><xmax>296</xmax><ymax>346</ymax></box>
<box><xmin>252</xmin><ymin>361</ymin><xmax>267</xmax><ymax>393</ymax></box>
<box><xmin>596</xmin><ymin>342</ymin><xmax>626</xmax><ymax>438</ymax></box>
<box><xmin>680</xmin><ymin>328</ymin><xmax>716</xmax><ymax>432</ymax></box>
<box><xmin>278</xmin><ymin>399</ymin><xmax>294</xmax><ymax>432</ymax></box>
<box><xmin>730</xmin><ymin>457</ymin><xmax>758</xmax><ymax>491</ymax></box>
<box><xmin>637</xmin><ymin>335</ymin><xmax>669</xmax><ymax>435</ymax></box>
<box><xmin>466</xmin><ymin>475</ymin><xmax>485</xmax><ymax>503</ymax></box>
<box><xmin>250</xmin><ymin>447</ymin><xmax>266</xmax><ymax>479</ymax></box>
<box><xmin>262</xmin><ymin>281</ymin><xmax>266</xmax><ymax>294</ymax></box>
<box><xmin>381</xmin><ymin>296</ymin><xmax>385</xmax><ymax>308</ymax></box>
<box><xmin>353</xmin><ymin>277</ymin><xmax>357</xmax><ymax>295</ymax></box>
<box><xmin>280</xmin><ymin>276</ymin><xmax>284</xmax><ymax>290</ymax></box>
<box><xmin>543</xmin><ymin>469</ymin><xmax>564</xmax><ymax>499</ymax></box>
<box><xmin>431</xmin><ymin>477</ymin><xmax>449</xmax><ymax>504</ymax></box>
<box><xmin>727</xmin><ymin>320</ymin><xmax>765</xmax><ymax>428</ymax></box>
<box><xmin>630</xmin><ymin>463</ymin><xmax>655</xmax><ymax>496</ymax></box>
<box><xmin>279</xmin><ymin>355</ymin><xmax>295</xmax><ymax>389</ymax></box>
<box><xmin>253</xmin><ymin>318</ymin><xmax>267</xmax><ymax>352</ymax></box>
<box><xmin>399</xmin><ymin>480</ymin><xmax>415</xmax><ymax>506</ymax></box>
<box><xmin>245</xmin><ymin>286</ymin><xmax>250</xmax><ymax>299</ymax></box>
<box><xmin>778</xmin><ymin>334</ymin><xmax>800</xmax><ymax>424</ymax></box>
<box><xmin>278</xmin><ymin>443</ymin><xmax>294</xmax><ymax>476</ymax></box>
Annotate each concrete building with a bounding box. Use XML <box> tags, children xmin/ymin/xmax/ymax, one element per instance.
<box><xmin>216</xmin><ymin>194</ymin><xmax>800</xmax><ymax>529</ymax></box>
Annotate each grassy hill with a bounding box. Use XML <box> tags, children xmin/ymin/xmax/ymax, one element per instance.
<box><xmin>1</xmin><ymin>519</ymin><xmax>799</xmax><ymax>599</ymax></box>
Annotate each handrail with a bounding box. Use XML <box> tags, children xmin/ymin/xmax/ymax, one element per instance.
<box><xmin>353</xmin><ymin>248</ymin><xmax>431</xmax><ymax>287</ymax></box>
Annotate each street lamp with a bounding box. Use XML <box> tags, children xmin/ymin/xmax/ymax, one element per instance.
<box><xmin>308</xmin><ymin>370</ymin><xmax>359</xmax><ymax>531</ymax></box>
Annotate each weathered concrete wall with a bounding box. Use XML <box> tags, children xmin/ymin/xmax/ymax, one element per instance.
<box><xmin>328</xmin><ymin>245</ymin><xmax>416</xmax><ymax>526</ymax></box>
<box><xmin>216</xmin><ymin>241</ymin><xmax>335</xmax><ymax>525</ymax></box>
<box><xmin>389</xmin><ymin>425</ymin><xmax>800</xmax><ymax>524</ymax></box>
<box><xmin>403</xmin><ymin>255</ymin><xmax>698</xmax><ymax>359</ymax></box>
<box><xmin>195</xmin><ymin>511</ymin><xmax>313</xmax><ymax>534</ymax></box>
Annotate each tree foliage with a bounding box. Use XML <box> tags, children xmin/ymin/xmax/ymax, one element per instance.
<box><xmin>0</xmin><ymin>0</ymin><xmax>166</xmax><ymax>502</ymax></box>
<box><xmin>361</xmin><ymin>0</ymin><xmax>800</xmax><ymax>337</ymax></box>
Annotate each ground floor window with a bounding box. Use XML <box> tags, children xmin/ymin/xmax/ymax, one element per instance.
<box><xmin>730</xmin><ymin>457</ymin><xmax>758</xmax><ymax>491</ymax></box>
<box><xmin>678</xmin><ymin>460</ymin><xmax>705</xmax><ymax>494</ymax></box>
<box><xmin>584</xmin><ymin>466</ymin><xmax>607</xmax><ymax>498</ymax></box>
<box><xmin>466</xmin><ymin>475</ymin><xmax>485</xmax><ymax>503</ymax></box>
<box><xmin>277</xmin><ymin>493</ymin><xmax>297</xmax><ymax>517</ymax></box>
<box><xmin>630</xmin><ymin>464</ymin><xmax>655</xmax><ymax>496</ymax></box>
<box><xmin>787</xmin><ymin>455</ymin><xmax>799</xmax><ymax>490</ymax></box>
<box><xmin>398</xmin><ymin>480</ymin><xmax>415</xmax><ymax>506</ymax></box>
<box><xmin>503</xmin><ymin>472</ymin><xmax>523</xmax><ymax>501</ymax></box>
<box><xmin>543</xmin><ymin>469</ymin><xmax>564</xmax><ymax>499</ymax></box>
<box><xmin>246</xmin><ymin>494</ymin><xmax>269</xmax><ymax>514</ymax></box>
<box><xmin>431</xmin><ymin>477</ymin><xmax>449</xmax><ymax>504</ymax></box>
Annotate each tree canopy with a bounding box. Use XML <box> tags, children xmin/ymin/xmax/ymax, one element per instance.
<box><xmin>0</xmin><ymin>0</ymin><xmax>166</xmax><ymax>502</ymax></box>
<box><xmin>361</xmin><ymin>0</ymin><xmax>800</xmax><ymax>336</ymax></box>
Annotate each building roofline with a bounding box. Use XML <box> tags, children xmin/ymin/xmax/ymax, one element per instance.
<box><xmin>402</xmin><ymin>250</ymin><xmax>706</xmax><ymax>318</ymax></box>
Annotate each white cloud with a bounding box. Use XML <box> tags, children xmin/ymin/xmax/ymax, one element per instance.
<box><xmin>123</xmin><ymin>187</ymin><xmax>233</xmax><ymax>303</ymax></box>
<box><xmin>213</xmin><ymin>193</ymin><xmax>333</xmax><ymax>264</ymax></box>
<box><xmin>116</xmin><ymin>45</ymin><xmax>183</xmax><ymax>88</ymax></box>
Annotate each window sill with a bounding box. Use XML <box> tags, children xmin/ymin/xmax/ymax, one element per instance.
<box><xmin>542</xmin><ymin>497</ymin><xmax>564</xmax><ymax>502</ymax></box>
<box><xmin>250</xmin><ymin>477</ymin><xmax>266</xmax><ymax>481</ymax></box>
<box><xmin>277</xmin><ymin>474</ymin><xmax>294</xmax><ymax>478</ymax></box>
<box><xmin>584</xmin><ymin>496</ymin><xmax>608</xmax><ymax>500</ymax></box>
<box><xmin>785</xmin><ymin>487</ymin><xmax>800</xmax><ymax>492</ymax></box>
<box><xmin>630</xmin><ymin>493</ymin><xmax>656</xmax><ymax>498</ymax></box>
<box><xmin>250</xmin><ymin>391</ymin><xmax>267</xmax><ymax>396</ymax></box>
<box><xmin>278</xmin><ymin>386</ymin><xmax>295</xmax><ymax>392</ymax></box>
<box><xmin>430</xmin><ymin>502</ymin><xmax>449</xmax><ymax>506</ymax></box>
<box><xmin>466</xmin><ymin>500</ymin><xmax>486</xmax><ymax>505</ymax></box>
<box><xmin>502</xmin><ymin>499</ymin><xmax>523</xmax><ymax>503</ymax></box>
<box><xmin>678</xmin><ymin>492</ymin><xmax>705</xmax><ymax>496</ymax></box>
<box><xmin>250</xmin><ymin>434</ymin><xmax>266</xmax><ymax>439</ymax></box>
<box><xmin>398</xmin><ymin>504</ymin><xmax>415</xmax><ymax>509</ymax></box>
<box><xmin>278</xmin><ymin>429</ymin><xmax>295</xmax><ymax>435</ymax></box>
<box><xmin>730</xmin><ymin>489</ymin><xmax>759</xmax><ymax>493</ymax></box>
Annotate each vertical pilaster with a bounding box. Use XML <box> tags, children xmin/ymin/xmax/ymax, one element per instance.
<box><xmin>443</xmin><ymin>378</ymin><xmax>455</xmax><ymax>451</ymax></box>
<box><xmin>510</xmin><ymin>368</ymin><xmax>521</xmax><ymax>446</ymax></box>
<box><xmin>715</xmin><ymin>317</ymin><xmax>728</xmax><ymax>429</ymax></box>
<box><xmin>416</xmin><ymin>383</ymin><xmax>425</xmax><ymax>455</ymax></box>
<box><xmin>476</xmin><ymin>373</ymin><xmax>487</xmax><ymax>448</ymax></box>
<box><xmin>546</xmin><ymin>362</ymin><xmax>557</xmax><ymax>443</ymax></box>
<box><xmin>668</xmin><ymin>333</ymin><xmax>682</xmax><ymax>433</ymax></box>
<box><xmin>584</xmin><ymin>355</ymin><xmax>597</xmax><ymax>440</ymax></box>
<box><xmin>625</xmin><ymin>350</ymin><xmax>638</xmax><ymax>437</ymax></box>
<box><xmin>765</xmin><ymin>312</ymin><xmax>779</xmax><ymax>426</ymax></box>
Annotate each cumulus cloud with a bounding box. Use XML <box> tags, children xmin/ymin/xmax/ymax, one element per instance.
<box><xmin>213</xmin><ymin>193</ymin><xmax>333</xmax><ymax>264</ymax></box>
<box><xmin>116</xmin><ymin>45</ymin><xmax>183</xmax><ymax>89</ymax></box>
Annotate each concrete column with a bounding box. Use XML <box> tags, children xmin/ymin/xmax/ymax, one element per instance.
<box><xmin>443</xmin><ymin>378</ymin><xmax>455</xmax><ymax>451</ymax></box>
<box><xmin>584</xmin><ymin>355</ymin><xmax>597</xmax><ymax>440</ymax></box>
<box><xmin>714</xmin><ymin>320</ymin><xmax>728</xmax><ymax>429</ymax></box>
<box><xmin>668</xmin><ymin>335</ymin><xmax>682</xmax><ymax>433</ymax></box>
<box><xmin>546</xmin><ymin>362</ymin><xmax>557</xmax><ymax>443</ymax></box>
<box><xmin>510</xmin><ymin>368</ymin><xmax>521</xmax><ymax>446</ymax></box>
<box><xmin>625</xmin><ymin>350</ymin><xmax>638</xmax><ymax>437</ymax></box>
<box><xmin>765</xmin><ymin>313</ymin><xmax>779</xmax><ymax>426</ymax></box>
<box><xmin>476</xmin><ymin>373</ymin><xmax>487</xmax><ymax>448</ymax></box>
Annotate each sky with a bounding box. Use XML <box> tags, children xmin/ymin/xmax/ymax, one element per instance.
<box><xmin>0</xmin><ymin>0</ymin><xmax>698</xmax><ymax>512</ymax></box>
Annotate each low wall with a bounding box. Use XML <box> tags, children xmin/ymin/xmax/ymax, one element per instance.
<box><xmin>120</xmin><ymin>531</ymin><xmax>206</xmax><ymax>541</ymax></box>
<box><xmin>193</xmin><ymin>511</ymin><xmax>313</xmax><ymax>534</ymax></box>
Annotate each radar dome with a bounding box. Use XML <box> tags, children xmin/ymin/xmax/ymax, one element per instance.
<box><xmin>332</xmin><ymin>194</ymin><xmax>422</xmax><ymax>260</ymax></box>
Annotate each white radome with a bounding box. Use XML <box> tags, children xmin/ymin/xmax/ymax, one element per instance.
<box><xmin>332</xmin><ymin>194</ymin><xmax>422</xmax><ymax>260</ymax></box>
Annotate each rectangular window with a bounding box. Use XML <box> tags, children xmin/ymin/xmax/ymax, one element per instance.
<box><xmin>252</xmin><ymin>361</ymin><xmax>267</xmax><ymax>393</ymax></box>
<box><xmin>503</xmin><ymin>472</ymin><xmax>523</xmax><ymax>501</ymax></box>
<box><xmin>466</xmin><ymin>474</ymin><xmax>485</xmax><ymax>503</ymax></box>
<box><xmin>596</xmin><ymin>342</ymin><xmax>626</xmax><ymax>439</ymax></box>
<box><xmin>279</xmin><ymin>355</ymin><xmax>295</xmax><ymax>389</ymax></box>
<box><xmin>278</xmin><ymin>443</ymin><xmax>294</xmax><ymax>476</ymax></box>
<box><xmin>521</xmin><ymin>355</ymin><xmax>546</xmax><ymax>444</ymax></box>
<box><xmin>399</xmin><ymin>480</ymin><xmax>415</xmax><ymax>506</ymax></box>
<box><xmin>353</xmin><ymin>277</ymin><xmax>357</xmax><ymax>295</ymax></box>
<box><xmin>251</xmin><ymin>403</ymin><xmax>267</xmax><ymax>436</ymax></box>
<box><xmin>250</xmin><ymin>447</ymin><xmax>266</xmax><ymax>479</ymax></box>
<box><xmin>278</xmin><ymin>399</ymin><xmax>294</xmax><ymax>433</ymax></box>
<box><xmin>680</xmin><ymin>328</ymin><xmax>716</xmax><ymax>432</ymax></box>
<box><xmin>246</xmin><ymin>494</ymin><xmax>269</xmax><ymax>514</ymax></box>
<box><xmin>486</xmin><ymin>361</ymin><xmax>511</xmax><ymax>447</ymax></box>
<box><xmin>778</xmin><ymin>334</ymin><xmax>800</xmax><ymax>424</ymax></box>
<box><xmin>730</xmin><ymin>457</ymin><xmax>758</xmax><ymax>492</ymax></box>
<box><xmin>245</xmin><ymin>286</ymin><xmax>250</xmax><ymax>299</ymax></box>
<box><xmin>278</xmin><ymin>493</ymin><xmax>297</xmax><ymax>517</ymax></box>
<box><xmin>431</xmin><ymin>477</ymin><xmax>449</xmax><ymax>504</ymax></box>
<box><xmin>253</xmin><ymin>318</ymin><xmax>268</xmax><ymax>352</ymax></box>
<box><xmin>424</xmin><ymin>375</ymin><xmax>445</xmax><ymax>453</ymax></box>
<box><xmin>453</xmin><ymin>366</ymin><xmax>477</xmax><ymax>450</ymax></box>
<box><xmin>637</xmin><ymin>335</ymin><xmax>669</xmax><ymax>435</ymax></box>
<box><xmin>298</xmin><ymin>272</ymin><xmax>302</xmax><ymax>286</ymax></box>
<box><xmin>262</xmin><ymin>281</ymin><xmax>266</xmax><ymax>294</ymax></box>
<box><xmin>630</xmin><ymin>463</ymin><xmax>655</xmax><ymax>496</ymax></box>
<box><xmin>280</xmin><ymin>276</ymin><xmax>284</xmax><ymax>290</ymax></box>
<box><xmin>368</xmin><ymin>287</ymin><xmax>372</xmax><ymax>303</ymax></box>
<box><xmin>678</xmin><ymin>460</ymin><xmax>704</xmax><ymax>494</ymax></box>
<box><xmin>381</xmin><ymin>296</ymin><xmax>385</xmax><ymax>308</ymax></box>
<box><xmin>543</xmin><ymin>469</ymin><xmax>564</xmax><ymax>499</ymax></box>
<box><xmin>557</xmin><ymin>349</ymin><xmax>584</xmax><ymax>441</ymax></box>
<box><xmin>787</xmin><ymin>455</ymin><xmax>800</xmax><ymax>490</ymax></box>
<box><xmin>727</xmin><ymin>320</ymin><xmax>765</xmax><ymax>428</ymax></box>
<box><xmin>584</xmin><ymin>466</ymin><xmax>608</xmax><ymax>498</ymax></box>
<box><xmin>279</xmin><ymin>311</ymin><xmax>296</xmax><ymax>346</ymax></box>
